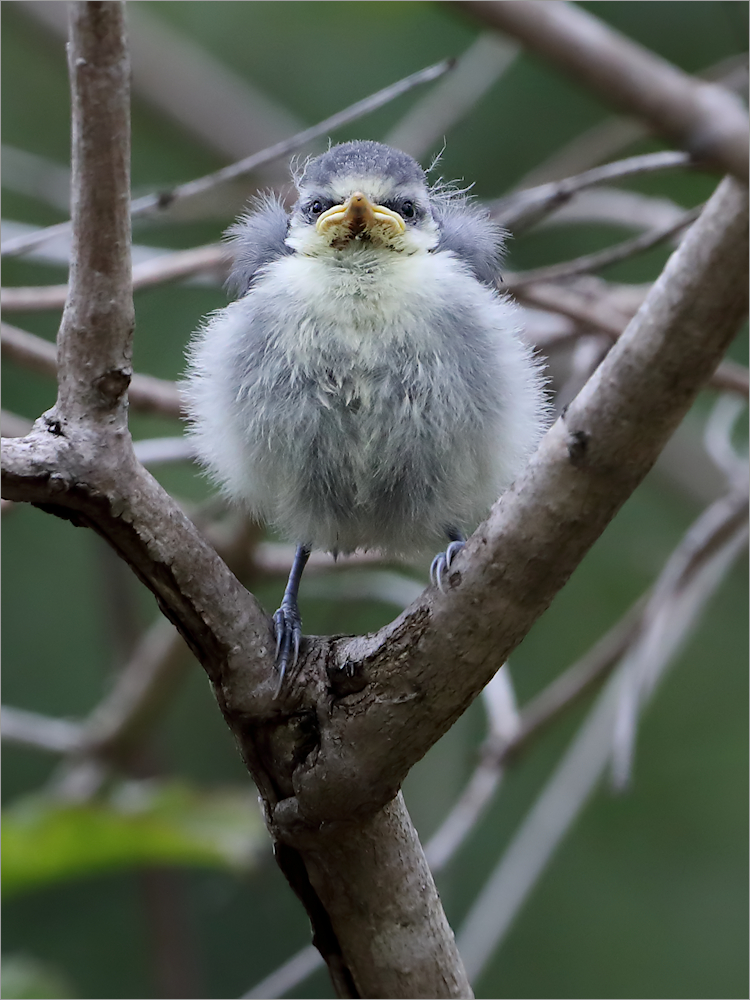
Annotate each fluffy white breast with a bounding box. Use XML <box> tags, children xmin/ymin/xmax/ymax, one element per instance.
<box><xmin>253</xmin><ymin>246</ymin><xmax>480</xmax><ymax>359</ymax></box>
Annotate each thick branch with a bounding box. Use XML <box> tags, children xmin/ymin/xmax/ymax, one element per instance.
<box><xmin>276</xmin><ymin>176</ymin><xmax>748</xmax><ymax>828</ymax></box>
<box><xmin>272</xmin><ymin>793</ymin><xmax>472</xmax><ymax>999</ymax></box>
<box><xmin>57</xmin><ymin>2</ymin><xmax>134</xmax><ymax>424</ymax></box>
<box><xmin>458</xmin><ymin>0</ymin><xmax>749</xmax><ymax>181</ymax></box>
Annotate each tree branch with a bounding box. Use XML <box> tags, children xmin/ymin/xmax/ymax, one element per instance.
<box><xmin>493</xmin><ymin>149</ymin><xmax>692</xmax><ymax>231</ymax></box>
<box><xmin>506</xmin><ymin>205</ymin><xmax>701</xmax><ymax>288</ymax></box>
<box><xmin>272</xmin><ymin>176</ymin><xmax>747</xmax><ymax>831</ymax></box>
<box><xmin>57</xmin><ymin>1</ymin><xmax>134</xmax><ymax>425</ymax></box>
<box><xmin>1</xmin><ymin>58</ymin><xmax>455</xmax><ymax>259</ymax></box>
<box><xmin>457</xmin><ymin>0</ymin><xmax>749</xmax><ymax>181</ymax></box>
<box><xmin>1</xmin><ymin>322</ymin><xmax>182</xmax><ymax>419</ymax></box>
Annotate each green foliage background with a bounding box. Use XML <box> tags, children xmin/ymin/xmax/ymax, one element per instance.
<box><xmin>2</xmin><ymin>3</ymin><xmax>747</xmax><ymax>998</ymax></box>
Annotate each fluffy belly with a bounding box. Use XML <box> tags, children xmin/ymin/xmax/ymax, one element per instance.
<box><xmin>251</xmin><ymin>361</ymin><xmax>495</xmax><ymax>555</ymax></box>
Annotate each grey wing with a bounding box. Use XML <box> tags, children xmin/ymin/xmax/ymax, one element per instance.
<box><xmin>433</xmin><ymin>198</ymin><xmax>505</xmax><ymax>287</ymax></box>
<box><xmin>225</xmin><ymin>194</ymin><xmax>293</xmax><ymax>298</ymax></box>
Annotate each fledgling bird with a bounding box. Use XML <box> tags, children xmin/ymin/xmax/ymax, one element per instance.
<box><xmin>184</xmin><ymin>140</ymin><xmax>548</xmax><ymax>685</ymax></box>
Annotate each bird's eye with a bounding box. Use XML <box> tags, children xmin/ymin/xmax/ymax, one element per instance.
<box><xmin>400</xmin><ymin>200</ymin><xmax>416</xmax><ymax>219</ymax></box>
<box><xmin>310</xmin><ymin>200</ymin><xmax>324</xmax><ymax>215</ymax></box>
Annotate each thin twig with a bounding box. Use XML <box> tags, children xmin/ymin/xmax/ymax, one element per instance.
<box><xmin>457</xmin><ymin>490</ymin><xmax>748</xmax><ymax>979</ymax></box>
<box><xmin>20</xmin><ymin>0</ymin><xmax>304</xmax><ymax>169</ymax></box>
<box><xmin>1</xmin><ymin>59</ymin><xmax>455</xmax><ymax>259</ymax></box>
<box><xmin>424</xmin><ymin>598</ymin><xmax>644</xmax><ymax>870</ymax></box>
<box><xmin>1</xmin><ymin>410</ymin><xmax>33</xmax><ymax>438</ymax></box>
<box><xmin>511</xmin><ymin>277</ymin><xmax>637</xmax><ymax>337</ymax></box>
<box><xmin>1</xmin><ymin>322</ymin><xmax>182</xmax><ymax>419</ymax></box>
<box><xmin>1</xmin><ymin>244</ymin><xmax>227</xmax><ymax>314</ymax></box>
<box><xmin>709</xmin><ymin>360</ymin><xmax>750</xmax><ymax>398</ymax></box>
<box><xmin>507</xmin><ymin>206</ymin><xmax>701</xmax><ymax>289</ymax></box>
<box><xmin>513</xmin><ymin>53</ymin><xmax>749</xmax><ymax>190</ymax></box>
<box><xmin>493</xmin><ymin>150</ymin><xmax>692</xmax><ymax>232</ymax></box>
<box><xmin>1</xmin><ymin>705</ymin><xmax>84</xmax><ymax>754</ymax></box>
<box><xmin>611</xmin><ymin>488</ymin><xmax>750</xmax><ymax>786</ymax></box>
<box><xmin>535</xmin><ymin>187</ymin><xmax>687</xmax><ymax>234</ymax></box>
<box><xmin>512</xmin><ymin>278</ymin><xmax>749</xmax><ymax>399</ymax></box>
<box><xmin>703</xmin><ymin>395</ymin><xmax>748</xmax><ymax>486</ymax></box>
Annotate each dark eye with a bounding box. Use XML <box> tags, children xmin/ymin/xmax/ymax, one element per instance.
<box><xmin>400</xmin><ymin>200</ymin><xmax>416</xmax><ymax>219</ymax></box>
<box><xmin>310</xmin><ymin>200</ymin><xmax>324</xmax><ymax>215</ymax></box>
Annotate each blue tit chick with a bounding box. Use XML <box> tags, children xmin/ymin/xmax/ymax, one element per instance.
<box><xmin>184</xmin><ymin>140</ymin><xmax>548</xmax><ymax>686</ymax></box>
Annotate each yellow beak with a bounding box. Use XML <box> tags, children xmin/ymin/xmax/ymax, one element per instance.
<box><xmin>316</xmin><ymin>191</ymin><xmax>406</xmax><ymax>238</ymax></box>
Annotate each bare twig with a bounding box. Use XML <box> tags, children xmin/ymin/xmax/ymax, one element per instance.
<box><xmin>709</xmin><ymin>360</ymin><xmax>750</xmax><ymax>398</ymax></box>
<box><xmin>507</xmin><ymin>206</ymin><xmax>701</xmax><ymax>289</ymax></box>
<box><xmin>704</xmin><ymin>395</ymin><xmax>748</xmax><ymax>485</ymax></box>
<box><xmin>424</xmin><ymin>598</ymin><xmax>644</xmax><ymax>871</ymax></box>
<box><xmin>2</xmin><ymin>145</ymin><xmax>71</xmax><ymax>212</ymax></box>
<box><xmin>507</xmin><ymin>52</ymin><xmax>749</xmax><ymax>189</ymax></box>
<box><xmin>513</xmin><ymin>279</ymin><xmax>748</xmax><ymax>399</ymax></box>
<box><xmin>133</xmin><ymin>437</ymin><xmax>194</xmax><ymax>466</ymax></box>
<box><xmin>1</xmin><ymin>323</ymin><xmax>61</xmax><ymax>378</ymax></box>
<box><xmin>536</xmin><ymin>186</ymin><xmax>688</xmax><ymax>233</ymax></box>
<box><xmin>1</xmin><ymin>59</ymin><xmax>455</xmax><ymax>259</ymax></box>
<box><xmin>511</xmin><ymin>276</ymin><xmax>637</xmax><ymax>337</ymax></box>
<box><xmin>553</xmin><ymin>333</ymin><xmax>612</xmax><ymax>414</ymax></box>
<box><xmin>493</xmin><ymin>150</ymin><xmax>692</xmax><ymax>232</ymax></box>
<box><xmin>2</xmin><ymin>285</ymin><xmax>73</xmax><ymax>313</ymax></box>
<box><xmin>1</xmin><ymin>323</ymin><xmax>182</xmax><ymax>419</ymax></box>
<box><xmin>457</xmin><ymin>489</ymin><xmax>748</xmax><ymax>979</ymax></box>
<box><xmin>611</xmin><ymin>488</ymin><xmax>749</xmax><ymax>787</ymax></box>
<box><xmin>458</xmin><ymin>1</ymin><xmax>749</xmax><ymax>180</ymax></box>
<box><xmin>1</xmin><ymin>705</ymin><xmax>84</xmax><ymax>754</ymax></box>
<box><xmin>83</xmin><ymin>618</ymin><xmax>189</xmax><ymax>759</ymax></box>
<box><xmin>1</xmin><ymin>244</ymin><xmax>226</xmax><ymax>314</ymax></box>
<box><xmin>1</xmin><ymin>410</ymin><xmax>33</xmax><ymax>438</ymax></box>
<box><xmin>21</xmin><ymin>0</ymin><xmax>304</xmax><ymax>168</ymax></box>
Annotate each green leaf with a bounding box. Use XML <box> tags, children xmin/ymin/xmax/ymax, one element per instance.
<box><xmin>2</xmin><ymin>780</ymin><xmax>267</xmax><ymax>899</ymax></box>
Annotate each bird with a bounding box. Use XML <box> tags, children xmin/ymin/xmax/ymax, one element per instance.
<box><xmin>184</xmin><ymin>140</ymin><xmax>548</xmax><ymax>689</ymax></box>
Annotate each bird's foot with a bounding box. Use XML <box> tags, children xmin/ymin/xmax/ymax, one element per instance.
<box><xmin>273</xmin><ymin>600</ymin><xmax>303</xmax><ymax>695</ymax></box>
<box><xmin>430</xmin><ymin>539</ymin><xmax>465</xmax><ymax>594</ymax></box>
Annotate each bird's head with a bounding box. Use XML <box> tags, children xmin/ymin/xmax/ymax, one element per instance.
<box><xmin>287</xmin><ymin>141</ymin><xmax>439</xmax><ymax>258</ymax></box>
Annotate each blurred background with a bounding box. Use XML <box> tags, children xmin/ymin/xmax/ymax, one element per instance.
<box><xmin>2</xmin><ymin>3</ymin><xmax>747</xmax><ymax>998</ymax></box>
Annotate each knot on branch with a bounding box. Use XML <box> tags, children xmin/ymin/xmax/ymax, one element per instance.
<box><xmin>94</xmin><ymin>366</ymin><xmax>131</xmax><ymax>403</ymax></box>
<box><xmin>327</xmin><ymin>658</ymin><xmax>368</xmax><ymax>698</ymax></box>
<box><xmin>43</xmin><ymin>414</ymin><xmax>64</xmax><ymax>437</ymax></box>
<box><xmin>567</xmin><ymin>428</ymin><xmax>590</xmax><ymax>465</ymax></box>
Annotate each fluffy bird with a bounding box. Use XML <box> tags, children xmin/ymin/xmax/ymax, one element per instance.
<box><xmin>184</xmin><ymin>140</ymin><xmax>548</xmax><ymax>684</ymax></box>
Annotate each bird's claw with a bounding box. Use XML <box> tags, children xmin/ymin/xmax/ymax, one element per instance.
<box><xmin>430</xmin><ymin>539</ymin><xmax>465</xmax><ymax>593</ymax></box>
<box><xmin>273</xmin><ymin>602</ymin><xmax>302</xmax><ymax>696</ymax></box>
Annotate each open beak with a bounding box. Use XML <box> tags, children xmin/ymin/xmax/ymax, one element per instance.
<box><xmin>316</xmin><ymin>192</ymin><xmax>406</xmax><ymax>240</ymax></box>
